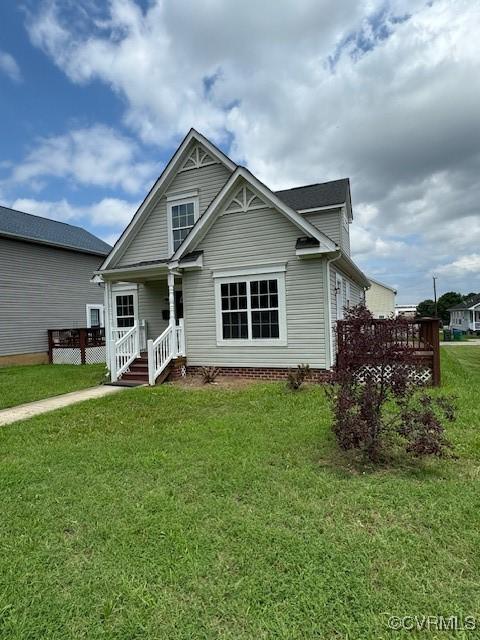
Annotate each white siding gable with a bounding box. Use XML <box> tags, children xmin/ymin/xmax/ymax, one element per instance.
<box><xmin>113</xmin><ymin>144</ymin><xmax>232</xmax><ymax>268</ymax></box>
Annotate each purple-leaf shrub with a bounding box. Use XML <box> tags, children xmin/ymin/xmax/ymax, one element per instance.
<box><xmin>329</xmin><ymin>305</ymin><xmax>454</xmax><ymax>462</ymax></box>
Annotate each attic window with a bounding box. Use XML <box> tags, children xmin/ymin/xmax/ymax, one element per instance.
<box><xmin>168</xmin><ymin>196</ymin><xmax>199</xmax><ymax>253</ymax></box>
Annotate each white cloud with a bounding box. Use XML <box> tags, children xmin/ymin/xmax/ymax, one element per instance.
<box><xmin>350</xmin><ymin>224</ymin><xmax>407</xmax><ymax>258</ymax></box>
<box><xmin>11</xmin><ymin>196</ymin><xmax>137</xmax><ymax>229</ymax></box>
<box><xmin>0</xmin><ymin>51</ymin><xmax>22</xmax><ymax>83</ymax></box>
<box><xmin>24</xmin><ymin>0</ymin><xmax>480</xmax><ymax>299</ymax></box>
<box><xmin>7</xmin><ymin>125</ymin><xmax>157</xmax><ymax>194</ymax></box>
<box><xmin>434</xmin><ymin>255</ymin><xmax>480</xmax><ymax>277</ymax></box>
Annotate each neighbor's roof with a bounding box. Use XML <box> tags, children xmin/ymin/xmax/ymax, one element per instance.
<box><xmin>275</xmin><ymin>178</ymin><xmax>350</xmax><ymax>211</ymax></box>
<box><xmin>0</xmin><ymin>205</ymin><xmax>111</xmax><ymax>256</ymax></box>
<box><xmin>448</xmin><ymin>294</ymin><xmax>480</xmax><ymax>311</ymax></box>
<box><xmin>368</xmin><ymin>277</ymin><xmax>397</xmax><ymax>294</ymax></box>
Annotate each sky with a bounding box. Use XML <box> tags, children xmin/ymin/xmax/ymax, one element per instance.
<box><xmin>0</xmin><ymin>0</ymin><xmax>479</xmax><ymax>304</ymax></box>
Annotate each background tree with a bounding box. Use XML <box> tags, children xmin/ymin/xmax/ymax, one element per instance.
<box><xmin>416</xmin><ymin>299</ymin><xmax>436</xmax><ymax>318</ymax></box>
<box><xmin>437</xmin><ymin>291</ymin><xmax>463</xmax><ymax>324</ymax></box>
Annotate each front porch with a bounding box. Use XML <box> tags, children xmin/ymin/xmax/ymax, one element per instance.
<box><xmin>103</xmin><ymin>266</ymin><xmax>186</xmax><ymax>385</ymax></box>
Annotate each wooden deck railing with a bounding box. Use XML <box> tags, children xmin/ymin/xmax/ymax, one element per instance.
<box><xmin>48</xmin><ymin>327</ymin><xmax>106</xmax><ymax>364</ymax></box>
<box><xmin>336</xmin><ymin>317</ymin><xmax>441</xmax><ymax>386</ymax></box>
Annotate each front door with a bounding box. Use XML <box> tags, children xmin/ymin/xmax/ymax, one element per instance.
<box><xmin>114</xmin><ymin>291</ymin><xmax>137</xmax><ymax>328</ymax></box>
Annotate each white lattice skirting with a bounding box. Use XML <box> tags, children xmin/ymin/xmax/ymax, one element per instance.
<box><xmin>354</xmin><ymin>363</ymin><xmax>432</xmax><ymax>385</ymax></box>
<box><xmin>52</xmin><ymin>347</ymin><xmax>106</xmax><ymax>365</ymax></box>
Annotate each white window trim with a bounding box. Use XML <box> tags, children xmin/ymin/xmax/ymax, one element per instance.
<box><xmin>86</xmin><ymin>304</ymin><xmax>104</xmax><ymax>328</ymax></box>
<box><xmin>214</xmin><ymin>270</ymin><xmax>287</xmax><ymax>346</ymax></box>
<box><xmin>335</xmin><ymin>273</ymin><xmax>352</xmax><ymax>321</ymax></box>
<box><xmin>167</xmin><ymin>194</ymin><xmax>200</xmax><ymax>256</ymax></box>
<box><xmin>335</xmin><ymin>273</ymin><xmax>344</xmax><ymax>320</ymax></box>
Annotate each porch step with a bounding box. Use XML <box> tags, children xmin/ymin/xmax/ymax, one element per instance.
<box><xmin>121</xmin><ymin>371</ymin><xmax>150</xmax><ymax>382</ymax></box>
<box><xmin>129</xmin><ymin>363</ymin><xmax>148</xmax><ymax>373</ymax></box>
<box><xmin>117</xmin><ymin>356</ymin><xmax>172</xmax><ymax>385</ymax></box>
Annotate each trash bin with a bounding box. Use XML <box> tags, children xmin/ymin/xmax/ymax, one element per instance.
<box><xmin>452</xmin><ymin>328</ymin><xmax>463</xmax><ymax>341</ymax></box>
<box><xmin>443</xmin><ymin>328</ymin><xmax>452</xmax><ymax>342</ymax></box>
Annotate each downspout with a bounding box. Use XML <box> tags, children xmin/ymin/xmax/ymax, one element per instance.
<box><xmin>323</xmin><ymin>250</ymin><xmax>341</xmax><ymax>370</ymax></box>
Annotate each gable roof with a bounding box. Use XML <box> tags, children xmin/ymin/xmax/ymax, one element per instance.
<box><xmin>100</xmin><ymin>128</ymin><xmax>236</xmax><ymax>271</ymax></box>
<box><xmin>171</xmin><ymin>167</ymin><xmax>338</xmax><ymax>262</ymax></box>
<box><xmin>97</xmin><ymin>128</ymin><xmax>358</xmax><ymax>273</ymax></box>
<box><xmin>448</xmin><ymin>294</ymin><xmax>480</xmax><ymax>311</ymax></box>
<box><xmin>0</xmin><ymin>205</ymin><xmax>111</xmax><ymax>256</ymax></box>
<box><xmin>276</xmin><ymin>179</ymin><xmax>351</xmax><ymax>213</ymax></box>
<box><xmin>368</xmin><ymin>277</ymin><xmax>397</xmax><ymax>294</ymax></box>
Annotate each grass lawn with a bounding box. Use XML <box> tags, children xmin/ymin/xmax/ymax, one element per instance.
<box><xmin>0</xmin><ymin>348</ymin><xmax>479</xmax><ymax>638</ymax></box>
<box><xmin>0</xmin><ymin>364</ymin><xmax>105</xmax><ymax>410</ymax></box>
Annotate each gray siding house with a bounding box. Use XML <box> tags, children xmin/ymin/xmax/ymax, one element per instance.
<box><xmin>448</xmin><ymin>294</ymin><xmax>480</xmax><ymax>333</ymax></box>
<box><xmin>0</xmin><ymin>206</ymin><xmax>110</xmax><ymax>366</ymax></box>
<box><xmin>96</xmin><ymin>129</ymin><xmax>369</xmax><ymax>384</ymax></box>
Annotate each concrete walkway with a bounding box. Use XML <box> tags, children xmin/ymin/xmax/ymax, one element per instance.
<box><xmin>0</xmin><ymin>385</ymin><xmax>127</xmax><ymax>427</ymax></box>
<box><xmin>440</xmin><ymin>339</ymin><xmax>480</xmax><ymax>346</ymax></box>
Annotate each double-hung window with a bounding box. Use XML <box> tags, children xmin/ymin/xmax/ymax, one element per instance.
<box><xmin>214</xmin><ymin>267</ymin><xmax>287</xmax><ymax>345</ymax></box>
<box><xmin>167</xmin><ymin>193</ymin><xmax>199</xmax><ymax>254</ymax></box>
<box><xmin>336</xmin><ymin>274</ymin><xmax>351</xmax><ymax>320</ymax></box>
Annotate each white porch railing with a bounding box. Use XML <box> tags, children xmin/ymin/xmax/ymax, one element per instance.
<box><xmin>147</xmin><ymin>321</ymin><xmax>185</xmax><ymax>385</ymax></box>
<box><xmin>175</xmin><ymin>319</ymin><xmax>186</xmax><ymax>357</ymax></box>
<box><xmin>112</xmin><ymin>324</ymin><xmax>139</xmax><ymax>381</ymax></box>
<box><xmin>112</xmin><ymin>328</ymin><xmax>130</xmax><ymax>342</ymax></box>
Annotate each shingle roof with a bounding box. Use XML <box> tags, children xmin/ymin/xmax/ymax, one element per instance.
<box><xmin>275</xmin><ymin>178</ymin><xmax>350</xmax><ymax>211</ymax></box>
<box><xmin>0</xmin><ymin>205</ymin><xmax>111</xmax><ymax>256</ymax></box>
<box><xmin>106</xmin><ymin>258</ymin><xmax>169</xmax><ymax>270</ymax></box>
<box><xmin>448</xmin><ymin>294</ymin><xmax>480</xmax><ymax>311</ymax></box>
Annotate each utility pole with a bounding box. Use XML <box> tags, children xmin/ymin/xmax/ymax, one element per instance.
<box><xmin>433</xmin><ymin>275</ymin><xmax>438</xmax><ymax>317</ymax></box>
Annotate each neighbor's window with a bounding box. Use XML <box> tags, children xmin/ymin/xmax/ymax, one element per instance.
<box><xmin>216</xmin><ymin>272</ymin><xmax>286</xmax><ymax>344</ymax></box>
<box><xmin>170</xmin><ymin>200</ymin><xmax>196</xmax><ymax>252</ymax></box>
<box><xmin>86</xmin><ymin>304</ymin><xmax>104</xmax><ymax>328</ymax></box>
<box><xmin>90</xmin><ymin>307</ymin><xmax>101</xmax><ymax>327</ymax></box>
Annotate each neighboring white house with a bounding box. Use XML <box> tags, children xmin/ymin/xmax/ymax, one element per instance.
<box><xmin>95</xmin><ymin>128</ymin><xmax>370</xmax><ymax>385</ymax></box>
<box><xmin>365</xmin><ymin>278</ymin><xmax>397</xmax><ymax>318</ymax></box>
<box><xmin>395</xmin><ymin>304</ymin><xmax>417</xmax><ymax>318</ymax></box>
<box><xmin>448</xmin><ymin>294</ymin><xmax>480</xmax><ymax>333</ymax></box>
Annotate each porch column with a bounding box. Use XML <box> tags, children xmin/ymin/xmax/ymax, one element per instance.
<box><xmin>168</xmin><ymin>270</ymin><xmax>177</xmax><ymax>358</ymax></box>
<box><xmin>104</xmin><ymin>280</ymin><xmax>114</xmax><ymax>379</ymax></box>
<box><xmin>168</xmin><ymin>271</ymin><xmax>176</xmax><ymax>328</ymax></box>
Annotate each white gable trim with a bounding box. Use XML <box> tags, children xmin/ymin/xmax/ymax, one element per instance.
<box><xmin>99</xmin><ymin>129</ymin><xmax>236</xmax><ymax>271</ymax></box>
<box><xmin>171</xmin><ymin>167</ymin><xmax>337</xmax><ymax>261</ymax></box>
